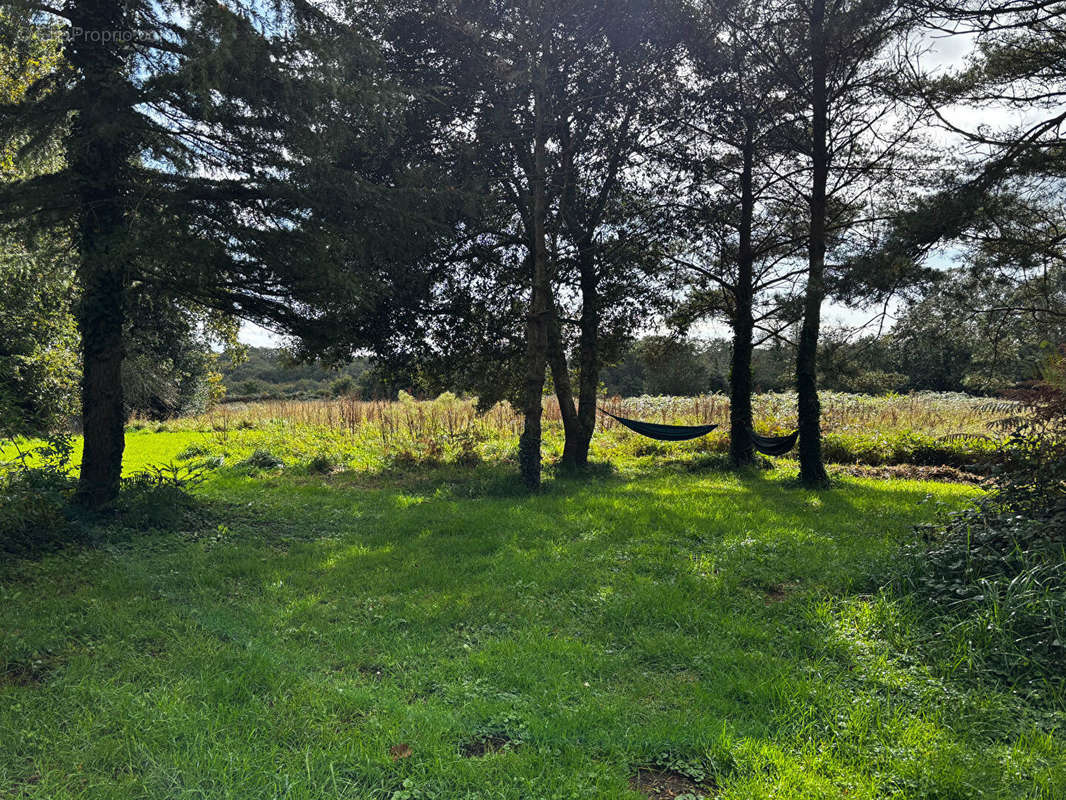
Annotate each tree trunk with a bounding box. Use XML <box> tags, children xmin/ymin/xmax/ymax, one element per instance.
<box><xmin>67</xmin><ymin>0</ymin><xmax>134</xmax><ymax>507</ymax></box>
<box><xmin>546</xmin><ymin>301</ymin><xmax>583</xmax><ymax>470</ymax></box>
<box><xmin>572</xmin><ymin>249</ymin><xmax>600</xmax><ymax>467</ymax></box>
<box><xmin>797</xmin><ymin>0</ymin><xmax>831</xmax><ymax>488</ymax></box>
<box><xmin>518</xmin><ymin>76</ymin><xmax>551</xmax><ymax>490</ymax></box>
<box><xmin>730</xmin><ymin>122</ymin><xmax>756</xmax><ymax>468</ymax></box>
<box><xmin>549</xmin><ymin>246</ymin><xmax>600</xmax><ymax>470</ymax></box>
<box><xmin>76</xmin><ymin>258</ymin><xmax>127</xmax><ymax>507</ymax></box>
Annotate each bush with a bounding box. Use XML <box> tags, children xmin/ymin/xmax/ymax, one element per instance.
<box><xmin>821</xmin><ymin>430</ymin><xmax>996</xmax><ymax>468</ymax></box>
<box><xmin>1</xmin><ymin>441</ymin><xmax>215</xmax><ymax>556</ymax></box>
<box><xmin>330</xmin><ymin>376</ymin><xmax>355</xmax><ymax>397</ymax></box>
<box><xmin>633</xmin><ymin>440</ymin><xmax>667</xmax><ymax>457</ymax></box>
<box><xmin>306</xmin><ymin>452</ymin><xmax>341</xmax><ymax>474</ymax></box>
<box><xmin>115</xmin><ymin>481</ymin><xmax>198</xmax><ymax>530</ymax></box>
<box><xmin>0</xmin><ymin>436</ymin><xmax>79</xmax><ymax>557</ymax></box>
<box><xmin>384</xmin><ymin>448</ymin><xmax>421</xmax><ymax>471</ymax></box>
<box><xmin>243</xmin><ymin>448</ymin><xmax>284</xmax><ymax>470</ymax></box>
<box><xmin>841</xmin><ymin>371</ymin><xmax>909</xmax><ymax>395</ymax></box>
<box><xmin>900</xmin><ymin>358</ymin><xmax>1066</xmax><ymax>688</ymax></box>
<box><xmin>177</xmin><ymin>441</ymin><xmax>211</xmax><ymax>460</ymax></box>
<box><xmin>904</xmin><ymin>498</ymin><xmax>1066</xmax><ymax>686</ymax></box>
<box><xmin>452</xmin><ymin>429</ymin><xmax>484</xmax><ymax>467</ymax></box>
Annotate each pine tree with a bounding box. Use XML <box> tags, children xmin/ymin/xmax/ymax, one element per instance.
<box><xmin>756</xmin><ymin>0</ymin><xmax>927</xmax><ymax>487</ymax></box>
<box><xmin>0</xmin><ymin>0</ymin><xmax>442</xmax><ymax>506</ymax></box>
<box><xmin>860</xmin><ymin>1</ymin><xmax>1065</xmax><ymax>333</ymax></box>
<box><xmin>381</xmin><ymin>0</ymin><xmax>679</xmax><ymax>485</ymax></box>
<box><xmin>670</xmin><ymin>0</ymin><xmax>807</xmax><ymax>467</ymax></box>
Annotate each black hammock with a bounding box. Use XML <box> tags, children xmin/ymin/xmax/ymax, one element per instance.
<box><xmin>600</xmin><ymin>408</ymin><xmax>799</xmax><ymax>456</ymax></box>
<box><xmin>599</xmin><ymin>409</ymin><xmax>718</xmax><ymax>442</ymax></box>
<box><xmin>749</xmin><ymin>429</ymin><xmax>799</xmax><ymax>457</ymax></box>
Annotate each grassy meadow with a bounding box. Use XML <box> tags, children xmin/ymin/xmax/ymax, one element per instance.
<box><xmin>115</xmin><ymin>390</ymin><xmax>1008</xmax><ymax>476</ymax></box>
<box><xmin>2</xmin><ymin>393</ymin><xmax>1064</xmax><ymax>799</ymax></box>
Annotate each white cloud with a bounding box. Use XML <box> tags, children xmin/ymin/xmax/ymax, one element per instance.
<box><xmin>239</xmin><ymin>322</ymin><xmax>285</xmax><ymax>348</ymax></box>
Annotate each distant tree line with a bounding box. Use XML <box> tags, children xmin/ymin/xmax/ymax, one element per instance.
<box><xmin>218</xmin><ymin>348</ymin><xmax>378</xmax><ymax>402</ymax></box>
<box><xmin>232</xmin><ymin>304</ymin><xmax>1059</xmax><ymax>402</ymax></box>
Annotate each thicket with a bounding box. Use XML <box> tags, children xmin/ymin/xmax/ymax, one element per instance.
<box><xmin>901</xmin><ymin>352</ymin><xmax>1066</xmax><ymax>689</ymax></box>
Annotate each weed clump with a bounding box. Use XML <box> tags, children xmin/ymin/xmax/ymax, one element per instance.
<box><xmin>176</xmin><ymin>441</ymin><xmax>211</xmax><ymax>460</ymax></box>
<box><xmin>0</xmin><ymin>436</ymin><xmax>80</xmax><ymax>556</ymax></box>
<box><xmin>1</xmin><ymin>441</ymin><xmax>212</xmax><ymax>556</ymax></box>
<box><xmin>899</xmin><ymin>363</ymin><xmax>1066</xmax><ymax>690</ymax></box>
<box><xmin>306</xmin><ymin>452</ymin><xmax>341</xmax><ymax>474</ymax></box>
<box><xmin>243</xmin><ymin>449</ymin><xmax>284</xmax><ymax>470</ymax></box>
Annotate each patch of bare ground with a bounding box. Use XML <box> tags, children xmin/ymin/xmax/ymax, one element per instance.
<box><xmin>460</xmin><ymin>734</ymin><xmax>514</xmax><ymax>757</ymax></box>
<box><xmin>0</xmin><ymin>658</ymin><xmax>52</xmax><ymax>688</ymax></box>
<box><xmin>764</xmin><ymin>581</ymin><xmax>801</xmax><ymax>605</ymax></box>
<box><xmin>356</xmin><ymin>664</ymin><xmax>387</xmax><ymax>681</ymax></box>
<box><xmin>629</xmin><ymin>768</ymin><xmax>717</xmax><ymax>799</ymax></box>
<box><xmin>832</xmin><ymin>464</ymin><xmax>987</xmax><ymax>484</ymax></box>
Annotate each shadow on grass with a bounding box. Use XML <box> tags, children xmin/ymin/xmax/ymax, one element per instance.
<box><xmin>6</xmin><ymin>455</ymin><xmax>1053</xmax><ymax>800</ymax></box>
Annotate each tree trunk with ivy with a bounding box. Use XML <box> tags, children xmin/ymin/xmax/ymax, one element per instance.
<box><xmin>67</xmin><ymin>0</ymin><xmax>136</xmax><ymax>507</ymax></box>
<box><xmin>518</xmin><ymin>77</ymin><xmax>551</xmax><ymax>490</ymax></box>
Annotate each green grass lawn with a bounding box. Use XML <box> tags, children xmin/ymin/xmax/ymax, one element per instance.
<box><xmin>2</xmin><ymin>433</ymin><xmax>1064</xmax><ymax>799</ymax></box>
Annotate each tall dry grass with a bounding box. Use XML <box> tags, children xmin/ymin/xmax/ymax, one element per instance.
<box><xmin>596</xmin><ymin>392</ymin><xmax>1002</xmax><ymax>439</ymax></box>
<box><xmin>153</xmin><ymin>390</ymin><xmax>1008</xmax><ymax>443</ymax></box>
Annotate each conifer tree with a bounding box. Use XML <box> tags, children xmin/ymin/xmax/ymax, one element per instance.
<box><xmin>756</xmin><ymin>0</ymin><xmax>926</xmax><ymax>486</ymax></box>
<box><xmin>382</xmin><ymin>0</ymin><xmax>679</xmax><ymax>485</ymax></box>
<box><xmin>1</xmin><ymin>0</ymin><xmax>442</xmax><ymax>505</ymax></box>
<box><xmin>671</xmin><ymin>0</ymin><xmax>807</xmax><ymax>467</ymax></box>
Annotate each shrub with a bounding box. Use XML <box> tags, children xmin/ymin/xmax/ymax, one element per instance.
<box><xmin>821</xmin><ymin>430</ymin><xmax>996</xmax><ymax>468</ymax></box>
<box><xmin>243</xmin><ymin>449</ymin><xmax>284</xmax><ymax>470</ymax></box>
<box><xmin>176</xmin><ymin>441</ymin><xmax>211</xmax><ymax>460</ymax></box>
<box><xmin>384</xmin><ymin>448</ymin><xmax>421</xmax><ymax>470</ymax></box>
<box><xmin>0</xmin><ymin>436</ymin><xmax>79</xmax><ymax>557</ymax></box>
<box><xmin>633</xmin><ymin>440</ymin><xmax>667</xmax><ymax>457</ymax></box>
<box><xmin>306</xmin><ymin>452</ymin><xmax>341</xmax><ymax>474</ymax></box>
<box><xmin>330</xmin><ymin>376</ymin><xmax>355</xmax><ymax>397</ymax></box>
<box><xmin>116</xmin><ymin>480</ymin><xmax>198</xmax><ymax>530</ymax></box>
<box><xmin>900</xmin><ymin>355</ymin><xmax>1066</xmax><ymax>687</ymax></box>
<box><xmin>904</xmin><ymin>499</ymin><xmax>1066</xmax><ymax>685</ymax></box>
<box><xmin>1</xmin><ymin>440</ymin><xmax>216</xmax><ymax>556</ymax></box>
<box><xmin>131</xmin><ymin>461</ymin><xmax>211</xmax><ymax>489</ymax></box>
<box><xmin>452</xmin><ymin>429</ymin><xmax>484</xmax><ymax>467</ymax></box>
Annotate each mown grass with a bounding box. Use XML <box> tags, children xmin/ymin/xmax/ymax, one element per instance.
<box><xmin>2</xmin><ymin>429</ymin><xmax>1064</xmax><ymax>799</ymax></box>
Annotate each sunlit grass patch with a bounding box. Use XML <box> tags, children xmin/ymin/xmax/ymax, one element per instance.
<box><xmin>4</xmin><ymin>434</ymin><xmax>1062</xmax><ymax>798</ymax></box>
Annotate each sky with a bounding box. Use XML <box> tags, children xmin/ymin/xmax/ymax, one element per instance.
<box><xmin>239</xmin><ymin>321</ymin><xmax>284</xmax><ymax>348</ymax></box>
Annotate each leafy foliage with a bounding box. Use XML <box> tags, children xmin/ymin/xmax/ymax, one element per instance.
<box><xmin>242</xmin><ymin>449</ymin><xmax>285</xmax><ymax>471</ymax></box>
<box><xmin>217</xmin><ymin>347</ymin><xmax>379</xmax><ymax>401</ymax></box>
<box><xmin>0</xmin><ymin>435</ymin><xmax>79</xmax><ymax>556</ymax></box>
<box><xmin>0</xmin><ymin>12</ymin><xmax>76</xmax><ymax>438</ymax></box>
<box><xmin>0</xmin><ymin>436</ymin><xmax>214</xmax><ymax>556</ymax></box>
<box><xmin>903</xmin><ymin>352</ymin><xmax>1066</xmax><ymax>685</ymax></box>
<box><xmin>0</xmin><ymin>250</ymin><xmax>80</xmax><ymax>438</ymax></box>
